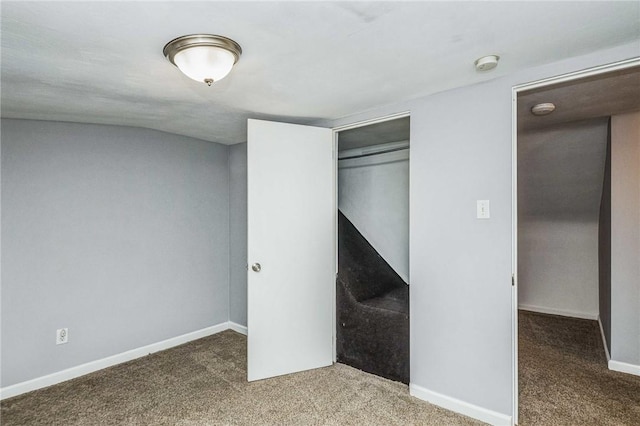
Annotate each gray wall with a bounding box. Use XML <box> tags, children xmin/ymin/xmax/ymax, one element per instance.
<box><xmin>318</xmin><ymin>41</ymin><xmax>638</xmax><ymax>418</ymax></box>
<box><xmin>229</xmin><ymin>143</ymin><xmax>248</xmax><ymax>326</ymax></box>
<box><xmin>518</xmin><ymin>220</ymin><xmax>600</xmax><ymax>317</ymax></box>
<box><xmin>599</xmin><ymin>120</ymin><xmax>612</xmax><ymax>354</ymax></box>
<box><xmin>518</xmin><ymin>120</ymin><xmax>608</xmax><ymax>319</ymax></box>
<box><xmin>338</xmin><ymin>148</ymin><xmax>410</xmax><ymax>282</ymax></box>
<box><xmin>611</xmin><ymin>111</ymin><xmax>640</xmax><ymax>366</ymax></box>
<box><xmin>1</xmin><ymin>119</ymin><xmax>230</xmax><ymax>387</ymax></box>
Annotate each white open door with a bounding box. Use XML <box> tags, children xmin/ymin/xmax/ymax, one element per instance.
<box><xmin>247</xmin><ymin>119</ymin><xmax>334</xmax><ymax>381</ymax></box>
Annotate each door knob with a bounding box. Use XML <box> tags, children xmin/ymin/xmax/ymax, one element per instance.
<box><xmin>251</xmin><ymin>263</ymin><xmax>261</xmax><ymax>272</ymax></box>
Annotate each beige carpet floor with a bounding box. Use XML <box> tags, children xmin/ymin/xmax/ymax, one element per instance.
<box><xmin>518</xmin><ymin>310</ymin><xmax>640</xmax><ymax>425</ymax></box>
<box><xmin>3</xmin><ymin>313</ymin><xmax>639</xmax><ymax>425</ymax></box>
<box><xmin>1</xmin><ymin>330</ymin><xmax>480</xmax><ymax>425</ymax></box>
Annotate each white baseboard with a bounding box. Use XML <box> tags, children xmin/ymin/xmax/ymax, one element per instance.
<box><xmin>228</xmin><ymin>321</ymin><xmax>247</xmax><ymax>335</ymax></box>
<box><xmin>592</xmin><ymin>318</ymin><xmax>640</xmax><ymax>377</ymax></box>
<box><xmin>609</xmin><ymin>360</ymin><xmax>640</xmax><ymax>376</ymax></box>
<box><xmin>597</xmin><ymin>317</ymin><xmax>611</xmax><ymax>361</ymax></box>
<box><xmin>0</xmin><ymin>321</ymin><xmax>233</xmax><ymax>400</ymax></box>
<box><xmin>518</xmin><ymin>304</ymin><xmax>598</xmax><ymax>320</ymax></box>
<box><xmin>409</xmin><ymin>383</ymin><xmax>512</xmax><ymax>426</ymax></box>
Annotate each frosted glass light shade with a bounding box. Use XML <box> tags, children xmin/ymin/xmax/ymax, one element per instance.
<box><xmin>163</xmin><ymin>34</ymin><xmax>242</xmax><ymax>86</ymax></box>
<box><xmin>174</xmin><ymin>46</ymin><xmax>235</xmax><ymax>83</ymax></box>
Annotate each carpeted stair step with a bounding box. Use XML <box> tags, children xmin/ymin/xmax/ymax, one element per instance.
<box><xmin>337</xmin><ymin>210</ymin><xmax>409</xmax><ymax>384</ymax></box>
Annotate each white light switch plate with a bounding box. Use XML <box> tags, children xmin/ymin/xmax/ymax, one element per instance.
<box><xmin>477</xmin><ymin>200</ymin><xmax>490</xmax><ymax>219</ymax></box>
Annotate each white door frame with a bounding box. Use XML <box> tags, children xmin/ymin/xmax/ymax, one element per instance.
<box><xmin>511</xmin><ymin>56</ymin><xmax>640</xmax><ymax>425</ymax></box>
<box><xmin>331</xmin><ymin>111</ymin><xmax>411</xmax><ymax>362</ymax></box>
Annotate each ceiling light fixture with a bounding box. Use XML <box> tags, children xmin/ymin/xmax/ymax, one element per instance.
<box><xmin>163</xmin><ymin>34</ymin><xmax>242</xmax><ymax>86</ymax></box>
<box><xmin>474</xmin><ymin>55</ymin><xmax>500</xmax><ymax>72</ymax></box>
<box><xmin>531</xmin><ymin>102</ymin><xmax>556</xmax><ymax>116</ymax></box>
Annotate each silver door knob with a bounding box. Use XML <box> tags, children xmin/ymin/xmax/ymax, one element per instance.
<box><xmin>251</xmin><ymin>263</ymin><xmax>261</xmax><ymax>272</ymax></box>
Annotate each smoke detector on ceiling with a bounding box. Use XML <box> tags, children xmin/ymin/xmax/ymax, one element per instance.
<box><xmin>474</xmin><ymin>55</ymin><xmax>500</xmax><ymax>72</ymax></box>
<box><xmin>531</xmin><ymin>102</ymin><xmax>556</xmax><ymax>116</ymax></box>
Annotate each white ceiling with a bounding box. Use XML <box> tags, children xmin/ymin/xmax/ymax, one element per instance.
<box><xmin>2</xmin><ymin>1</ymin><xmax>639</xmax><ymax>145</ymax></box>
<box><xmin>518</xmin><ymin>66</ymin><xmax>640</xmax><ymax>131</ymax></box>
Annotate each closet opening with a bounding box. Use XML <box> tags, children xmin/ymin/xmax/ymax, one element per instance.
<box><xmin>334</xmin><ymin>115</ymin><xmax>410</xmax><ymax>384</ymax></box>
<box><xmin>514</xmin><ymin>62</ymin><xmax>640</xmax><ymax>424</ymax></box>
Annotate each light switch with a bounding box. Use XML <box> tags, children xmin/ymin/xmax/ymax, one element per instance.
<box><xmin>477</xmin><ymin>200</ymin><xmax>490</xmax><ymax>219</ymax></box>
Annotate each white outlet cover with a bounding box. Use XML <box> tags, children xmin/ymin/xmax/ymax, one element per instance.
<box><xmin>56</xmin><ymin>328</ymin><xmax>68</xmax><ymax>345</ymax></box>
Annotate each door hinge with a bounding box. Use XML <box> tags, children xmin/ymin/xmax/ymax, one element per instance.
<box><xmin>511</xmin><ymin>274</ymin><xmax>515</xmax><ymax>286</ymax></box>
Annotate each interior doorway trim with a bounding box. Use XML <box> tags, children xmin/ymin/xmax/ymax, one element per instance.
<box><xmin>331</xmin><ymin>110</ymin><xmax>411</xmax><ymax>363</ymax></box>
<box><xmin>332</xmin><ymin>111</ymin><xmax>411</xmax><ymax>132</ymax></box>
<box><xmin>511</xmin><ymin>56</ymin><xmax>640</xmax><ymax>425</ymax></box>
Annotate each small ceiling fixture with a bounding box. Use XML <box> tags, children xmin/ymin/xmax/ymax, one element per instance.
<box><xmin>531</xmin><ymin>102</ymin><xmax>556</xmax><ymax>116</ymax></box>
<box><xmin>163</xmin><ymin>34</ymin><xmax>242</xmax><ymax>86</ymax></box>
<box><xmin>474</xmin><ymin>55</ymin><xmax>500</xmax><ymax>72</ymax></box>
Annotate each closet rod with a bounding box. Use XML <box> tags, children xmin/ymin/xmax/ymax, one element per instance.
<box><xmin>338</xmin><ymin>146</ymin><xmax>408</xmax><ymax>161</ymax></box>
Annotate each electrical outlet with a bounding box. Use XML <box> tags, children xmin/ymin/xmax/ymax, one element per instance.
<box><xmin>56</xmin><ymin>328</ymin><xmax>68</xmax><ymax>345</ymax></box>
